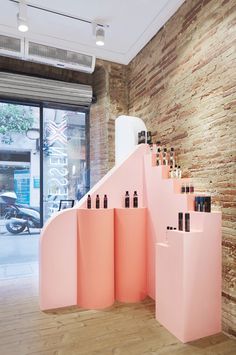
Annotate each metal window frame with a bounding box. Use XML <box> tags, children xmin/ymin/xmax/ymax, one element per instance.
<box><xmin>0</xmin><ymin>97</ymin><xmax>90</xmax><ymax>228</ymax></box>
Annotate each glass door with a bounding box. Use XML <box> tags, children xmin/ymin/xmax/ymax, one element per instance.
<box><xmin>0</xmin><ymin>101</ymin><xmax>40</xmax><ymax>270</ymax></box>
<box><xmin>42</xmin><ymin>106</ymin><xmax>89</xmax><ymax>223</ymax></box>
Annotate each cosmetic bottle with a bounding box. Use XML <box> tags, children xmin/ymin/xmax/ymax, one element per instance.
<box><xmin>140</xmin><ymin>131</ymin><xmax>146</xmax><ymax>144</ymax></box>
<box><xmin>87</xmin><ymin>194</ymin><xmax>91</xmax><ymax>209</ymax></box>
<box><xmin>169</xmin><ymin>147</ymin><xmax>175</xmax><ymax>166</ymax></box>
<box><xmin>178</xmin><ymin>212</ymin><xmax>183</xmax><ymax>231</ymax></box>
<box><xmin>174</xmin><ymin>227</ymin><xmax>177</xmax><ymax>230</ymax></box>
<box><xmin>96</xmin><ymin>194</ymin><xmax>100</xmax><ymax>209</ymax></box>
<box><xmin>198</xmin><ymin>197</ymin><xmax>202</xmax><ymax>212</ymax></box>
<box><xmin>170</xmin><ymin>227</ymin><xmax>173</xmax><ymax>230</ymax></box>
<box><xmin>190</xmin><ymin>184</ymin><xmax>194</xmax><ymax>193</ymax></box>
<box><xmin>177</xmin><ymin>166</ymin><xmax>182</xmax><ymax>179</ymax></box>
<box><xmin>185</xmin><ymin>213</ymin><xmax>190</xmax><ymax>232</ymax></box>
<box><xmin>169</xmin><ymin>165</ymin><xmax>173</xmax><ymax>178</ymax></box>
<box><xmin>125</xmin><ymin>191</ymin><xmax>130</xmax><ymax>208</ymax></box>
<box><xmin>156</xmin><ymin>141</ymin><xmax>161</xmax><ymax>152</ymax></box>
<box><xmin>186</xmin><ymin>183</ymin><xmax>190</xmax><ymax>193</ymax></box>
<box><xmin>173</xmin><ymin>164</ymin><xmax>178</xmax><ymax>178</ymax></box>
<box><xmin>133</xmin><ymin>191</ymin><xmax>138</xmax><ymax>208</ymax></box>
<box><xmin>147</xmin><ymin>131</ymin><xmax>152</xmax><ymax>145</ymax></box>
<box><xmin>156</xmin><ymin>148</ymin><xmax>162</xmax><ymax>166</ymax></box>
<box><xmin>195</xmin><ymin>196</ymin><xmax>199</xmax><ymax>211</ymax></box>
<box><xmin>162</xmin><ymin>148</ymin><xmax>168</xmax><ymax>165</ymax></box>
<box><xmin>181</xmin><ymin>184</ymin><xmax>186</xmax><ymax>193</ymax></box>
<box><xmin>199</xmin><ymin>197</ymin><xmax>204</xmax><ymax>212</ymax></box>
<box><xmin>138</xmin><ymin>132</ymin><xmax>141</xmax><ymax>144</ymax></box>
<box><xmin>103</xmin><ymin>194</ymin><xmax>108</xmax><ymax>209</ymax></box>
<box><xmin>205</xmin><ymin>196</ymin><xmax>211</xmax><ymax>212</ymax></box>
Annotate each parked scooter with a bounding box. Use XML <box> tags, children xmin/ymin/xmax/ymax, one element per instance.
<box><xmin>0</xmin><ymin>192</ymin><xmax>40</xmax><ymax>235</ymax></box>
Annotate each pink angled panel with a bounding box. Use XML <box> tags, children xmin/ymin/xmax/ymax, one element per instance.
<box><xmin>39</xmin><ymin>209</ymin><xmax>77</xmax><ymax>310</ymax></box>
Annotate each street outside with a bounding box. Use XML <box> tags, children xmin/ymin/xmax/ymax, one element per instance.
<box><xmin>0</xmin><ymin>218</ymin><xmax>40</xmax><ymax>280</ymax></box>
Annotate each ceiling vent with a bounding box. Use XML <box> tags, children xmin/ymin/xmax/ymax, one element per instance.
<box><xmin>25</xmin><ymin>40</ymin><xmax>95</xmax><ymax>73</ymax></box>
<box><xmin>0</xmin><ymin>34</ymin><xmax>95</xmax><ymax>73</ymax></box>
<box><xmin>0</xmin><ymin>34</ymin><xmax>24</xmax><ymax>58</ymax></box>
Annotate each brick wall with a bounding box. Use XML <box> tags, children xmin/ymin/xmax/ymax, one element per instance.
<box><xmin>128</xmin><ymin>0</ymin><xmax>236</xmax><ymax>336</ymax></box>
<box><xmin>90</xmin><ymin>60</ymin><xmax>128</xmax><ymax>185</ymax></box>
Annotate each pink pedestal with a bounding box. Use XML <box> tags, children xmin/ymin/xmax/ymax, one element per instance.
<box><xmin>115</xmin><ymin>208</ymin><xmax>147</xmax><ymax>302</ymax></box>
<box><xmin>77</xmin><ymin>209</ymin><xmax>114</xmax><ymax>309</ymax></box>
<box><xmin>156</xmin><ymin>211</ymin><xmax>222</xmax><ymax>343</ymax></box>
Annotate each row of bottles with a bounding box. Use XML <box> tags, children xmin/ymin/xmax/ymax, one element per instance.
<box><xmin>169</xmin><ymin>165</ymin><xmax>182</xmax><ymax>179</ymax></box>
<box><xmin>138</xmin><ymin>131</ymin><xmax>152</xmax><ymax>144</ymax></box>
<box><xmin>194</xmin><ymin>196</ymin><xmax>211</xmax><ymax>212</ymax></box>
<box><xmin>87</xmin><ymin>194</ymin><xmax>108</xmax><ymax>209</ymax></box>
<box><xmin>125</xmin><ymin>191</ymin><xmax>138</xmax><ymax>208</ymax></box>
<box><xmin>86</xmin><ymin>191</ymin><xmax>139</xmax><ymax>209</ymax></box>
<box><xmin>150</xmin><ymin>143</ymin><xmax>178</xmax><ymax>168</ymax></box>
<box><xmin>181</xmin><ymin>183</ymin><xmax>194</xmax><ymax>193</ymax></box>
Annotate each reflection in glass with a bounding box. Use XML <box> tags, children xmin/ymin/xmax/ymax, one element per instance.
<box><xmin>43</xmin><ymin>108</ymin><xmax>87</xmax><ymax>222</ymax></box>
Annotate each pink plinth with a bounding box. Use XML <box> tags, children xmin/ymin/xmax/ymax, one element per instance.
<box><xmin>77</xmin><ymin>209</ymin><xmax>114</xmax><ymax>309</ymax></box>
<box><xmin>115</xmin><ymin>208</ymin><xmax>147</xmax><ymax>302</ymax></box>
<box><xmin>156</xmin><ymin>211</ymin><xmax>222</xmax><ymax>343</ymax></box>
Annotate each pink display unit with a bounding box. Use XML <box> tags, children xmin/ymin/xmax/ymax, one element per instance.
<box><xmin>39</xmin><ymin>144</ymin><xmax>222</xmax><ymax>343</ymax></box>
<box><xmin>156</xmin><ymin>211</ymin><xmax>222</xmax><ymax>343</ymax></box>
<box><xmin>39</xmin><ymin>144</ymin><xmax>148</xmax><ymax>311</ymax></box>
<box><xmin>115</xmin><ymin>208</ymin><xmax>147</xmax><ymax>302</ymax></box>
<box><xmin>77</xmin><ymin>209</ymin><xmax>114</xmax><ymax>309</ymax></box>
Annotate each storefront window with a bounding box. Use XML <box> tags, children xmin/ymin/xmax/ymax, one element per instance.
<box><xmin>43</xmin><ymin>107</ymin><xmax>88</xmax><ymax>222</ymax></box>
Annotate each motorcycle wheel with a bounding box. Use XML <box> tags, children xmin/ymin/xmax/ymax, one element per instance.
<box><xmin>6</xmin><ymin>222</ymin><xmax>26</xmax><ymax>234</ymax></box>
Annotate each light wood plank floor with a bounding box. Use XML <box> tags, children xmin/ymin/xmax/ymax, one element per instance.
<box><xmin>0</xmin><ymin>276</ymin><xmax>235</xmax><ymax>355</ymax></box>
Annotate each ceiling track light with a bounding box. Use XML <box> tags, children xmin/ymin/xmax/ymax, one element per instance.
<box><xmin>10</xmin><ymin>0</ymin><xmax>109</xmax><ymax>45</ymax></box>
<box><xmin>17</xmin><ymin>0</ymin><xmax>29</xmax><ymax>32</ymax></box>
<box><xmin>96</xmin><ymin>26</ymin><xmax>105</xmax><ymax>46</ymax></box>
<box><xmin>92</xmin><ymin>23</ymin><xmax>106</xmax><ymax>47</ymax></box>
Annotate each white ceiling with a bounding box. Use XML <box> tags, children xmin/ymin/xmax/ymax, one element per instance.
<box><xmin>0</xmin><ymin>0</ymin><xmax>184</xmax><ymax>65</ymax></box>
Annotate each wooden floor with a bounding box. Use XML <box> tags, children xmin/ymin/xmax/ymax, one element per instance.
<box><xmin>0</xmin><ymin>276</ymin><xmax>235</xmax><ymax>355</ymax></box>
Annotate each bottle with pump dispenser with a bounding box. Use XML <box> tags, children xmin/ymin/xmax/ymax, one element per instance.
<box><xmin>133</xmin><ymin>191</ymin><xmax>138</xmax><ymax>208</ymax></box>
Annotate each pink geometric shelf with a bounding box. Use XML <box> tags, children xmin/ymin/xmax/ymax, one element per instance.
<box><xmin>39</xmin><ymin>144</ymin><xmax>222</xmax><ymax>343</ymax></box>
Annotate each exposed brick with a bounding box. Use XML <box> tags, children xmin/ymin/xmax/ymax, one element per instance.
<box><xmin>128</xmin><ymin>0</ymin><xmax>236</xmax><ymax>336</ymax></box>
